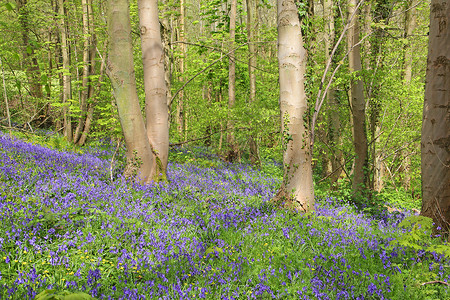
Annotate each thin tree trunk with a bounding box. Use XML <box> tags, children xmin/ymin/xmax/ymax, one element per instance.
<box><xmin>273</xmin><ymin>0</ymin><xmax>314</xmax><ymax>213</ymax></box>
<box><xmin>403</xmin><ymin>0</ymin><xmax>418</xmax><ymax>84</ymax></box>
<box><xmin>1</xmin><ymin>57</ymin><xmax>12</xmax><ymax>137</ymax></box>
<box><xmin>107</xmin><ymin>0</ymin><xmax>155</xmax><ymax>184</ymax></box>
<box><xmin>401</xmin><ymin>0</ymin><xmax>418</xmax><ymax>190</ymax></box>
<box><xmin>218</xmin><ymin>87</ymin><xmax>224</xmax><ymax>152</ymax></box>
<box><xmin>226</xmin><ymin>0</ymin><xmax>238</xmax><ymax>162</ymax></box>
<box><xmin>16</xmin><ymin>0</ymin><xmax>43</xmax><ymax>101</ymax></box>
<box><xmin>58</xmin><ymin>0</ymin><xmax>72</xmax><ymax>141</ymax></box>
<box><xmin>247</xmin><ymin>0</ymin><xmax>257</xmax><ymax>103</ymax></box>
<box><xmin>52</xmin><ymin>0</ymin><xmax>62</xmax><ymax>131</ymax></box>
<box><xmin>138</xmin><ymin>0</ymin><xmax>169</xmax><ymax>178</ymax></box>
<box><xmin>160</xmin><ymin>10</ymin><xmax>172</xmax><ymax>107</ymax></box>
<box><xmin>78</xmin><ymin>44</ymin><xmax>105</xmax><ymax>146</ymax></box>
<box><xmin>420</xmin><ymin>0</ymin><xmax>449</xmax><ymax>233</ymax></box>
<box><xmin>374</xmin><ymin>125</ymin><xmax>384</xmax><ymax>192</ymax></box>
<box><xmin>324</xmin><ymin>0</ymin><xmax>344</xmax><ymax>183</ymax></box>
<box><xmin>247</xmin><ymin>0</ymin><xmax>259</xmax><ymax>165</ymax></box>
<box><xmin>176</xmin><ymin>0</ymin><xmax>186</xmax><ymax>141</ymax></box>
<box><xmin>348</xmin><ymin>0</ymin><xmax>368</xmax><ymax>198</ymax></box>
<box><xmin>73</xmin><ymin>0</ymin><xmax>95</xmax><ymax>144</ymax></box>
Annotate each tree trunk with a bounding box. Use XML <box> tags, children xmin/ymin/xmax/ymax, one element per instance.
<box><xmin>348</xmin><ymin>0</ymin><xmax>368</xmax><ymax>198</ymax></box>
<box><xmin>226</xmin><ymin>0</ymin><xmax>238</xmax><ymax>162</ymax></box>
<box><xmin>403</xmin><ymin>0</ymin><xmax>418</xmax><ymax>84</ymax></box>
<box><xmin>401</xmin><ymin>0</ymin><xmax>419</xmax><ymax>190</ymax></box>
<box><xmin>78</xmin><ymin>43</ymin><xmax>106</xmax><ymax>146</ymax></box>
<box><xmin>74</xmin><ymin>0</ymin><xmax>95</xmax><ymax>144</ymax></box>
<box><xmin>420</xmin><ymin>0</ymin><xmax>449</xmax><ymax>233</ymax></box>
<box><xmin>374</xmin><ymin>125</ymin><xmax>385</xmax><ymax>192</ymax></box>
<box><xmin>160</xmin><ymin>10</ymin><xmax>172</xmax><ymax>107</ymax></box>
<box><xmin>107</xmin><ymin>0</ymin><xmax>155</xmax><ymax>184</ymax></box>
<box><xmin>175</xmin><ymin>0</ymin><xmax>185</xmax><ymax>141</ymax></box>
<box><xmin>273</xmin><ymin>0</ymin><xmax>314</xmax><ymax>213</ymax></box>
<box><xmin>138</xmin><ymin>0</ymin><xmax>169</xmax><ymax>178</ymax></box>
<box><xmin>16</xmin><ymin>0</ymin><xmax>43</xmax><ymax>101</ymax></box>
<box><xmin>1</xmin><ymin>57</ymin><xmax>12</xmax><ymax>137</ymax></box>
<box><xmin>58</xmin><ymin>0</ymin><xmax>72</xmax><ymax>141</ymax></box>
<box><xmin>247</xmin><ymin>0</ymin><xmax>260</xmax><ymax>165</ymax></box>
<box><xmin>324</xmin><ymin>0</ymin><xmax>344</xmax><ymax>184</ymax></box>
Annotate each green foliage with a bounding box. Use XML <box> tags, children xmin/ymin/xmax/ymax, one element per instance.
<box><xmin>35</xmin><ymin>290</ymin><xmax>95</xmax><ymax>300</ymax></box>
<box><xmin>394</xmin><ymin>215</ymin><xmax>434</xmax><ymax>249</ymax></box>
<box><xmin>10</xmin><ymin>131</ymin><xmax>80</xmax><ymax>153</ymax></box>
<box><xmin>389</xmin><ymin>215</ymin><xmax>450</xmax><ymax>258</ymax></box>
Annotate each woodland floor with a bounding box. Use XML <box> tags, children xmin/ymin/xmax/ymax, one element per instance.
<box><xmin>0</xmin><ymin>131</ymin><xmax>449</xmax><ymax>299</ymax></box>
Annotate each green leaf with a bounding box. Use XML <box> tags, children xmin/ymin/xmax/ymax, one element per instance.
<box><xmin>205</xmin><ymin>246</ymin><xmax>223</xmax><ymax>255</ymax></box>
<box><xmin>63</xmin><ymin>292</ymin><xmax>96</xmax><ymax>300</ymax></box>
<box><xmin>34</xmin><ymin>289</ymin><xmax>61</xmax><ymax>300</ymax></box>
<box><xmin>4</xmin><ymin>2</ymin><xmax>16</xmax><ymax>11</ymax></box>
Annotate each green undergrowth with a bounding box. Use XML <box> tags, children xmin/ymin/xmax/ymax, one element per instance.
<box><xmin>1</xmin><ymin>133</ymin><xmax>449</xmax><ymax>299</ymax></box>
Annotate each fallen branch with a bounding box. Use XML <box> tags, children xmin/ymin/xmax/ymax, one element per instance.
<box><xmin>420</xmin><ymin>280</ymin><xmax>450</xmax><ymax>286</ymax></box>
<box><xmin>110</xmin><ymin>140</ymin><xmax>122</xmax><ymax>183</ymax></box>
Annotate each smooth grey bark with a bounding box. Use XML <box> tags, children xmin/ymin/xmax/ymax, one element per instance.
<box><xmin>323</xmin><ymin>0</ymin><xmax>344</xmax><ymax>183</ymax></box>
<box><xmin>138</xmin><ymin>0</ymin><xmax>169</xmax><ymax>178</ymax></box>
<box><xmin>107</xmin><ymin>0</ymin><xmax>155</xmax><ymax>184</ymax></box>
<box><xmin>246</xmin><ymin>0</ymin><xmax>260</xmax><ymax>165</ymax></box>
<box><xmin>403</xmin><ymin>0</ymin><xmax>418</xmax><ymax>84</ymax></box>
<box><xmin>401</xmin><ymin>0</ymin><xmax>419</xmax><ymax>189</ymax></box>
<box><xmin>226</xmin><ymin>0</ymin><xmax>238</xmax><ymax>161</ymax></box>
<box><xmin>160</xmin><ymin>9</ymin><xmax>172</xmax><ymax>107</ymax></box>
<box><xmin>58</xmin><ymin>0</ymin><xmax>72</xmax><ymax>141</ymax></box>
<box><xmin>273</xmin><ymin>0</ymin><xmax>314</xmax><ymax>213</ymax></box>
<box><xmin>175</xmin><ymin>0</ymin><xmax>185</xmax><ymax>140</ymax></box>
<box><xmin>420</xmin><ymin>0</ymin><xmax>449</xmax><ymax>233</ymax></box>
<box><xmin>78</xmin><ymin>45</ymin><xmax>106</xmax><ymax>146</ymax></box>
<box><xmin>348</xmin><ymin>0</ymin><xmax>368</xmax><ymax>197</ymax></box>
<box><xmin>16</xmin><ymin>0</ymin><xmax>43</xmax><ymax>101</ymax></box>
<box><xmin>74</xmin><ymin>0</ymin><xmax>95</xmax><ymax>144</ymax></box>
<box><xmin>1</xmin><ymin>57</ymin><xmax>12</xmax><ymax>136</ymax></box>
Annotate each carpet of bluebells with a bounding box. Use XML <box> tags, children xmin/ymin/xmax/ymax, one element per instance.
<box><xmin>0</xmin><ymin>131</ymin><xmax>449</xmax><ymax>299</ymax></box>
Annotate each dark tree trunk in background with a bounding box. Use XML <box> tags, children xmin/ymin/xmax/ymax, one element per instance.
<box><xmin>348</xmin><ymin>0</ymin><xmax>369</xmax><ymax>199</ymax></box>
<box><xmin>16</xmin><ymin>0</ymin><xmax>43</xmax><ymax>101</ymax></box>
<box><xmin>226</xmin><ymin>0</ymin><xmax>239</xmax><ymax>162</ymax></box>
<box><xmin>247</xmin><ymin>0</ymin><xmax>260</xmax><ymax>165</ymax></box>
<box><xmin>58</xmin><ymin>0</ymin><xmax>73</xmax><ymax>141</ymax></box>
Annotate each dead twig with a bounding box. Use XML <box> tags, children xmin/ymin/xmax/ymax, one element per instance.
<box><xmin>110</xmin><ymin>140</ymin><xmax>122</xmax><ymax>183</ymax></box>
<box><xmin>420</xmin><ymin>280</ymin><xmax>450</xmax><ymax>286</ymax></box>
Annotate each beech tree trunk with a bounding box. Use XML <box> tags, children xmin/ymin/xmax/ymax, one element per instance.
<box><xmin>175</xmin><ymin>0</ymin><xmax>185</xmax><ymax>140</ymax></box>
<box><xmin>403</xmin><ymin>0</ymin><xmax>418</xmax><ymax>84</ymax></box>
<box><xmin>273</xmin><ymin>0</ymin><xmax>314</xmax><ymax>213</ymax></box>
<box><xmin>138</xmin><ymin>0</ymin><xmax>169</xmax><ymax>177</ymax></box>
<box><xmin>348</xmin><ymin>0</ymin><xmax>369</xmax><ymax>198</ymax></box>
<box><xmin>226</xmin><ymin>0</ymin><xmax>238</xmax><ymax>162</ymax></box>
<box><xmin>74</xmin><ymin>0</ymin><xmax>95</xmax><ymax>144</ymax></box>
<box><xmin>420</xmin><ymin>0</ymin><xmax>449</xmax><ymax>233</ymax></box>
<box><xmin>401</xmin><ymin>0</ymin><xmax>419</xmax><ymax>189</ymax></box>
<box><xmin>78</xmin><ymin>43</ymin><xmax>106</xmax><ymax>146</ymax></box>
<box><xmin>16</xmin><ymin>0</ymin><xmax>43</xmax><ymax>101</ymax></box>
<box><xmin>324</xmin><ymin>0</ymin><xmax>344</xmax><ymax>184</ymax></box>
<box><xmin>1</xmin><ymin>57</ymin><xmax>12</xmax><ymax>136</ymax></box>
<box><xmin>247</xmin><ymin>0</ymin><xmax>260</xmax><ymax>165</ymax></box>
<box><xmin>58</xmin><ymin>0</ymin><xmax>72</xmax><ymax>141</ymax></box>
<box><xmin>107</xmin><ymin>0</ymin><xmax>155</xmax><ymax>184</ymax></box>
